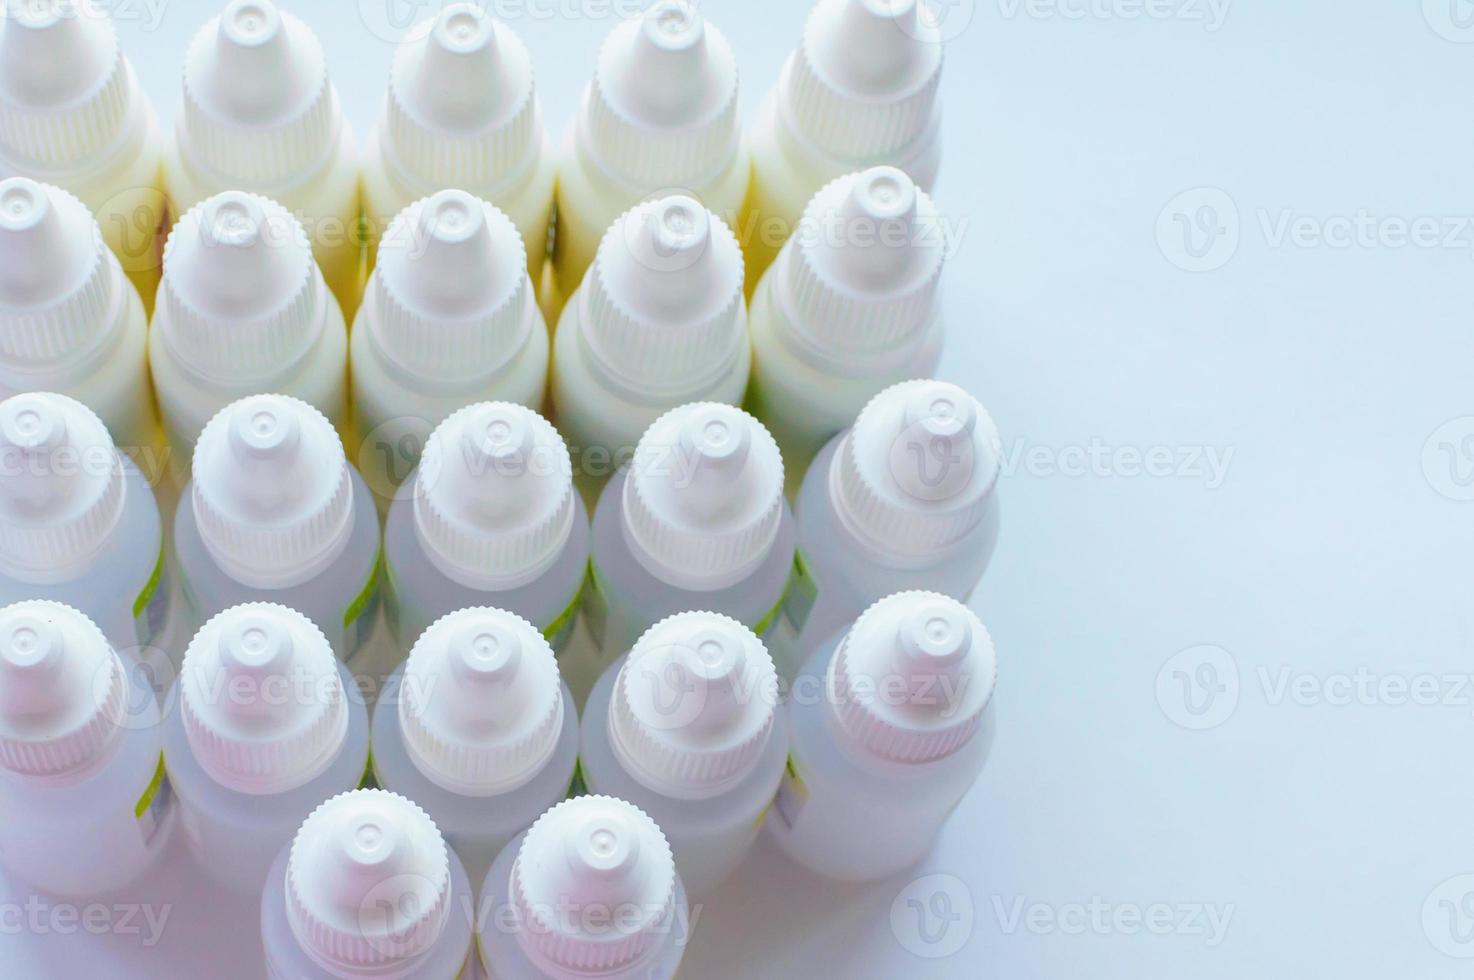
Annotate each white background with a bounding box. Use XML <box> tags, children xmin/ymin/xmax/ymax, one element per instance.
<box><xmin>4</xmin><ymin>0</ymin><xmax>1473</xmax><ymax>976</ymax></box>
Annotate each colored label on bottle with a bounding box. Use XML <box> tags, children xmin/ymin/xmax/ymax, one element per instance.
<box><xmin>582</xmin><ymin>559</ymin><xmax>611</xmax><ymax>650</ymax></box>
<box><xmin>134</xmin><ymin>753</ymin><xmax>171</xmax><ymax>846</ymax></box>
<box><xmin>782</xmin><ymin>549</ymin><xmax>820</xmax><ymax>633</ymax></box>
<box><xmin>342</xmin><ymin>549</ymin><xmax>384</xmax><ymax>655</ymax></box>
<box><xmin>772</xmin><ymin>754</ymin><xmax>809</xmax><ymax>830</ymax></box>
<box><xmin>132</xmin><ymin>543</ymin><xmax>169</xmax><ymax>650</ymax></box>
<box><xmin>542</xmin><ymin>571</ymin><xmax>587</xmax><ymax>653</ymax></box>
<box><xmin>359</xmin><ymin>748</ymin><xmax>378</xmax><ymax>790</ymax></box>
<box><xmin>568</xmin><ymin>758</ymin><xmax>588</xmax><ymax>798</ymax></box>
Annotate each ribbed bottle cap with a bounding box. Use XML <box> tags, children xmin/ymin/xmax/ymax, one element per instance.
<box><xmin>782</xmin><ymin>0</ymin><xmax>942</xmax><ymax>160</ymax></box>
<box><xmin>0</xmin><ymin>600</ymin><xmax>126</xmax><ymax>779</ymax></box>
<box><xmin>178</xmin><ymin>0</ymin><xmax>341</xmax><ymax>185</ymax></box>
<box><xmin>191</xmin><ymin>394</ymin><xmax>354</xmax><ymax>590</ymax></box>
<box><xmin>582</xmin><ymin>0</ymin><xmax>740</xmax><ymax>187</ymax></box>
<box><xmin>510</xmin><ymin>795</ymin><xmax>677</xmax><ymax>978</ymax></box>
<box><xmin>179</xmin><ymin>603</ymin><xmax>348</xmax><ymax>795</ymax></box>
<box><xmin>827</xmin><ymin>591</ymin><xmax>995</xmax><ymax>764</ymax></box>
<box><xmin>784</xmin><ymin>167</ymin><xmax>944</xmax><ymax>366</ymax></box>
<box><xmin>835</xmin><ymin>380</ymin><xmax>1000</xmax><ymax>558</ymax></box>
<box><xmin>0</xmin><ymin>178</ymin><xmax>118</xmax><ymax>372</ymax></box>
<box><xmin>623</xmin><ymin>403</ymin><xmax>784</xmax><ymax>591</ymax></box>
<box><xmin>382</xmin><ymin>3</ymin><xmax>539</xmax><ymax>193</ymax></box>
<box><xmin>0</xmin><ymin>392</ymin><xmax>124</xmax><ymax>579</ymax></box>
<box><xmin>582</xmin><ymin>194</ymin><xmax>745</xmax><ymax>394</ymax></box>
<box><xmin>609</xmin><ymin>612</ymin><xmax>778</xmax><ymax>800</ymax></box>
<box><xmin>286</xmin><ymin>789</ymin><xmax>453</xmax><ymax>972</ymax></box>
<box><xmin>399</xmin><ymin>607</ymin><xmax>564</xmax><ymax>797</ymax></box>
<box><xmin>412</xmin><ymin>402</ymin><xmax>574</xmax><ymax>591</ymax></box>
<box><xmin>369</xmin><ymin>190</ymin><xmax>532</xmax><ymax>381</ymax></box>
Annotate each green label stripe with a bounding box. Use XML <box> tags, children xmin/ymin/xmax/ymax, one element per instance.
<box><xmin>568</xmin><ymin>758</ymin><xmax>588</xmax><ymax>798</ymax></box>
<box><xmin>134</xmin><ymin>752</ymin><xmax>167</xmax><ymax>820</ymax></box>
<box><xmin>343</xmin><ymin>548</ymin><xmax>383</xmax><ymax>630</ymax></box>
<box><xmin>359</xmin><ymin>748</ymin><xmax>378</xmax><ymax>790</ymax></box>
<box><xmin>783</xmin><ymin>548</ymin><xmax>820</xmax><ymax>631</ymax></box>
<box><xmin>542</xmin><ymin>569</ymin><xmax>588</xmax><ymax>641</ymax></box>
<box><xmin>753</xmin><ymin>592</ymin><xmax>786</xmax><ymax>637</ymax></box>
<box><xmin>132</xmin><ymin>544</ymin><xmax>165</xmax><ymax>619</ymax></box>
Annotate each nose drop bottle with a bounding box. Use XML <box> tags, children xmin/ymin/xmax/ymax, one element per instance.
<box><xmin>262</xmin><ymin>789</ymin><xmax>475</xmax><ymax>979</ymax></box>
<box><xmin>0</xmin><ymin>601</ymin><xmax>173</xmax><ymax>898</ymax></box>
<box><xmin>164</xmin><ymin>0</ymin><xmax>362</xmax><ymax>314</ymax></box>
<box><xmin>149</xmin><ymin>191</ymin><xmax>349</xmax><ymax>463</ymax></box>
<box><xmin>477</xmin><ymin>795</ymin><xmax>688</xmax><ymax>980</ymax></box>
<box><xmin>383</xmin><ymin>403</ymin><xmax>589</xmax><ymax>652</ymax></box>
<box><xmin>580</xmin><ymin>612</ymin><xmax>786</xmax><ymax>896</ymax></box>
<box><xmin>0</xmin><ymin>0</ymin><xmax>167</xmax><ymax>307</ymax></box>
<box><xmin>767</xmin><ymin>591</ymin><xmax>996</xmax><ymax>882</ymax></box>
<box><xmin>741</xmin><ymin>0</ymin><xmax>943</xmax><ymax>292</ymax></box>
<box><xmin>175</xmin><ymin>395</ymin><xmax>382</xmax><ymax>664</ymax></box>
<box><xmin>352</xmin><ymin>190</ymin><xmax>548</xmax><ymax>499</ymax></box>
<box><xmin>550</xmin><ymin>0</ymin><xmax>748</xmax><ymax>311</ymax></box>
<box><xmin>163</xmin><ymin>603</ymin><xmax>369</xmax><ymax>896</ymax></box>
<box><xmin>551</xmin><ymin>194</ymin><xmax>749</xmax><ymax>503</ymax></box>
<box><xmin>746</xmin><ymin>167</ymin><xmax>946</xmax><ymax>487</ymax></box>
<box><xmin>362</xmin><ymin>3</ymin><xmax>554</xmax><ymax>284</ymax></box>
<box><xmin>0</xmin><ymin>178</ymin><xmax>154</xmax><ymax>455</ymax></box>
<box><xmin>370</xmin><ymin>607</ymin><xmax>578</xmax><ymax>886</ymax></box>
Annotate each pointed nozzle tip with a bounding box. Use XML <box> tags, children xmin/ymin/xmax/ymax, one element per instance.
<box><xmin>641</xmin><ymin>0</ymin><xmax>704</xmax><ymax>52</ymax></box>
<box><xmin>0</xmin><ymin>612</ymin><xmax>59</xmax><ymax>672</ymax></box>
<box><xmin>229</xmin><ymin>400</ymin><xmax>302</xmax><ymax>462</ymax></box>
<box><xmin>0</xmin><ymin>395</ymin><xmax>66</xmax><ymax>452</ymax></box>
<box><xmin>0</xmin><ymin>178</ymin><xmax>51</xmax><ymax>234</ymax></box>
<box><xmin>569</xmin><ymin>812</ymin><xmax>641</xmax><ymax>878</ymax></box>
<box><xmin>219</xmin><ymin>0</ymin><xmax>283</xmax><ymax>49</ymax></box>
<box><xmin>431</xmin><ymin>3</ymin><xmax>497</xmax><ymax>55</ymax></box>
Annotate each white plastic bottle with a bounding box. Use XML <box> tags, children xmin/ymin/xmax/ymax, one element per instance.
<box><xmin>261</xmin><ymin>789</ymin><xmax>475</xmax><ymax>979</ymax></box>
<box><xmin>370</xmin><ymin>607</ymin><xmax>578</xmax><ymax>887</ymax></box>
<box><xmin>0</xmin><ymin>0</ymin><xmax>167</xmax><ymax>308</ymax></box>
<box><xmin>746</xmin><ymin>166</ymin><xmax>946</xmax><ymax>489</ymax></box>
<box><xmin>767</xmin><ymin>591</ymin><xmax>996</xmax><ymax>882</ymax></box>
<box><xmin>786</xmin><ymin>380</ymin><xmax>1001</xmax><ymax>677</ymax></box>
<box><xmin>174</xmin><ymin>395</ymin><xmax>382</xmax><ymax>666</ymax></box>
<box><xmin>352</xmin><ymin>190</ymin><xmax>548</xmax><ymax>501</ymax></box>
<box><xmin>580</xmin><ymin>611</ymin><xmax>786</xmax><ymax>896</ymax></box>
<box><xmin>149</xmin><ymin>191</ymin><xmax>349</xmax><ymax>465</ymax></box>
<box><xmin>162</xmin><ymin>603</ymin><xmax>370</xmax><ymax>896</ymax></box>
<box><xmin>362</xmin><ymin>3</ymin><xmax>554</xmax><ymax>284</ymax></box>
<box><xmin>741</xmin><ymin>0</ymin><xmax>943</xmax><ymax>293</ymax></box>
<box><xmin>0</xmin><ymin>600</ymin><xmax>173</xmax><ymax>898</ymax></box>
<box><xmin>549</xmin><ymin>0</ymin><xmax>748</xmax><ymax>312</ymax></box>
<box><xmin>477</xmin><ymin>795</ymin><xmax>689</xmax><ymax>980</ymax></box>
<box><xmin>551</xmin><ymin>194</ymin><xmax>749</xmax><ymax>504</ymax></box>
<box><xmin>382</xmin><ymin>403</ymin><xmax>589</xmax><ymax>654</ymax></box>
<box><xmin>163</xmin><ymin>0</ymin><xmax>361</xmax><ymax>315</ymax></box>
<box><xmin>0</xmin><ymin>178</ymin><xmax>155</xmax><ymax>456</ymax></box>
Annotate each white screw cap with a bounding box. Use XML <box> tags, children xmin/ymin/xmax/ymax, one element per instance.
<box><xmin>610</xmin><ymin>612</ymin><xmax>779</xmax><ymax>800</ymax></box>
<box><xmin>369</xmin><ymin>190</ymin><xmax>533</xmax><ymax>382</ymax></box>
<box><xmin>399</xmin><ymin>607</ymin><xmax>564</xmax><ymax>797</ymax></box>
<box><xmin>382</xmin><ymin>3</ymin><xmax>539</xmax><ymax>192</ymax></box>
<box><xmin>179</xmin><ymin>603</ymin><xmax>348</xmax><ymax>795</ymax></box>
<box><xmin>178</xmin><ymin>0</ymin><xmax>341</xmax><ymax>185</ymax></box>
<box><xmin>582</xmin><ymin>195</ymin><xmax>745</xmax><ymax>394</ymax></box>
<box><xmin>0</xmin><ymin>393</ymin><xmax>124</xmax><ymax>579</ymax></box>
<box><xmin>191</xmin><ymin>394</ymin><xmax>354</xmax><ymax>590</ymax></box>
<box><xmin>623</xmin><ymin>403</ymin><xmax>785</xmax><ymax>591</ymax></box>
<box><xmin>827</xmin><ymin>591</ymin><xmax>995</xmax><ymax>764</ymax></box>
<box><xmin>510</xmin><ymin>795</ymin><xmax>677</xmax><ymax>977</ymax></box>
<box><xmin>286</xmin><ymin>789</ymin><xmax>452</xmax><ymax>972</ymax></box>
<box><xmin>412</xmin><ymin>402</ymin><xmax>574</xmax><ymax>591</ymax></box>
<box><xmin>783</xmin><ymin>0</ymin><xmax>942</xmax><ymax>160</ymax></box>
<box><xmin>835</xmin><ymin>380</ymin><xmax>1000</xmax><ymax>557</ymax></box>
<box><xmin>0</xmin><ymin>178</ymin><xmax>118</xmax><ymax>372</ymax></box>
<box><xmin>0</xmin><ymin>600</ymin><xmax>126</xmax><ymax>779</ymax></box>
<box><xmin>583</xmin><ymin>0</ymin><xmax>740</xmax><ymax>186</ymax></box>
<box><xmin>784</xmin><ymin>167</ymin><xmax>944</xmax><ymax>366</ymax></box>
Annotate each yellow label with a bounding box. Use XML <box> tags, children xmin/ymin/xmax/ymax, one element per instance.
<box><xmin>343</xmin><ymin>548</ymin><xmax>383</xmax><ymax>630</ymax></box>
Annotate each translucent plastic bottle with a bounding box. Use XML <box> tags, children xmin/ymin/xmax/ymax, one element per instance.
<box><xmin>0</xmin><ymin>600</ymin><xmax>173</xmax><ymax>898</ymax></box>
<box><xmin>477</xmin><ymin>795</ymin><xmax>689</xmax><ymax>980</ymax></box>
<box><xmin>746</xmin><ymin>167</ymin><xmax>946</xmax><ymax>489</ymax></box>
<box><xmin>352</xmin><ymin>191</ymin><xmax>547</xmax><ymax>501</ymax></box>
<box><xmin>382</xmin><ymin>403</ymin><xmax>588</xmax><ymax>654</ymax></box>
<box><xmin>163</xmin><ymin>0</ymin><xmax>361</xmax><ymax>315</ymax></box>
<box><xmin>580</xmin><ymin>612</ymin><xmax>786</xmax><ymax>896</ymax></box>
<box><xmin>767</xmin><ymin>591</ymin><xmax>996</xmax><ymax>882</ymax></box>
<box><xmin>174</xmin><ymin>395</ymin><xmax>381</xmax><ymax>666</ymax></box>
<box><xmin>741</xmin><ymin>0</ymin><xmax>943</xmax><ymax>293</ymax></box>
<box><xmin>362</xmin><ymin>3</ymin><xmax>554</xmax><ymax>284</ymax></box>
<box><xmin>549</xmin><ymin>0</ymin><xmax>748</xmax><ymax>312</ymax></box>
<box><xmin>551</xmin><ymin>194</ymin><xmax>749</xmax><ymax>504</ymax></box>
<box><xmin>150</xmin><ymin>191</ymin><xmax>349</xmax><ymax>467</ymax></box>
<box><xmin>0</xmin><ymin>178</ymin><xmax>155</xmax><ymax>456</ymax></box>
<box><xmin>261</xmin><ymin>789</ymin><xmax>475</xmax><ymax>979</ymax></box>
<box><xmin>162</xmin><ymin>603</ymin><xmax>370</xmax><ymax>896</ymax></box>
<box><xmin>0</xmin><ymin>0</ymin><xmax>167</xmax><ymax>307</ymax></box>
<box><xmin>370</xmin><ymin>607</ymin><xmax>578</xmax><ymax>887</ymax></box>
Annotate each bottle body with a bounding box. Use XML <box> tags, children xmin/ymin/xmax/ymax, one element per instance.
<box><xmin>581</xmin><ymin>654</ymin><xmax>788</xmax><ymax>896</ymax></box>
